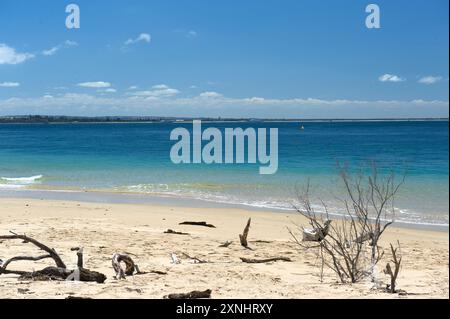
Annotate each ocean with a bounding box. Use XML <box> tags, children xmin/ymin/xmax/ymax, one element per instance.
<box><xmin>0</xmin><ymin>120</ymin><xmax>448</xmax><ymax>227</ymax></box>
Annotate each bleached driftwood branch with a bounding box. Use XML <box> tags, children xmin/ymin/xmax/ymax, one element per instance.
<box><xmin>302</xmin><ymin>220</ymin><xmax>332</xmax><ymax>242</ymax></box>
<box><xmin>112</xmin><ymin>253</ymin><xmax>139</xmax><ymax>279</ymax></box>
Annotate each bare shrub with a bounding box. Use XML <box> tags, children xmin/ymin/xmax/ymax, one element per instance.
<box><xmin>289</xmin><ymin>165</ymin><xmax>404</xmax><ymax>284</ymax></box>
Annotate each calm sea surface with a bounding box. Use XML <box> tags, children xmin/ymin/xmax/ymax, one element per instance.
<box><xmin>0</xmin><ymin>121</ymin><xmax>448</xmax><ymax>226</ymax></box>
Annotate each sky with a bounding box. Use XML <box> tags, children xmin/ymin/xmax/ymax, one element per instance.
<box><xmin>0</xmin><ymin>0</ymin><xmax>448</xmax><ymax>118</ymax></box>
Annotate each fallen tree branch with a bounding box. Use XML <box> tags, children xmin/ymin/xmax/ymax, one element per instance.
<box><xmin>112</xmin><ymin>253</ymin><xmax>138</xmax><ymax>279</ymax></box>
<box><xmin>219</xmin><ymin>241</ymin><xmax>232</xmax><ymax>248</ymax></box>
<box><xmin>240</xmin><ymin>257</ymin><xmax>292</xmax><ymax>264</ymax></box>
<box><xmin>0</xmin><ymin>232</ymin><xmax>66</xmax><ymax>268</ymax></box>
<box><xmin>239</xmin><ymin>218</ymin><xmax>251</xmax><ymax>248</ymax></box>
<box><xmin>0</xmin><ymin>232</ymin><xmax>106</xmax><ymax>283</ymax></box>
<box><xmin>181</xmin><ymin>252</ymin><xmax>208</xmax><ymax>264</ymax></box>
<box><xmin>0</xmin><ymin>254</ymin><xmax>52</xmax><ymax>271</ymax></box>
<box><xmin>384</xmin><ymin>242</ymin><xmax>402</xmax><ymax>293</ymax></box>
<box><xmin>165</xmin><ymin>289</ymin><xmax>212</xmax><ymax>299</ymax></box>
<box><xmin>164</xmin><ymin>229</ymin><xmax>190</xmax><ymax>235</ymax></box>
<box><xmin>18</xmin><ymin>266</ymin><xmax>106</xmax><ymax>283</ymax></box>
<box><xmin>179</xmin><ymin>221</ymin><xmax>216</xmax><ymax>228</ymax></box>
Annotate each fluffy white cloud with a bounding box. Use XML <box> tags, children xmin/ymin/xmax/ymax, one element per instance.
<box><xmin>0</xmin><ymin>44</ymin><xmax>34</xmax><ymax>65</ymax></box>
<box><xmin>124</xmin><ymin>33</ymin><xmax>151</xmax><ymax>46</ymax></box>
<box><xmin>0</xmin><ymin>82</ymin><xmax>20</xmax><ymax>88</ymax></box>
<box><xmin>378</xmin><ymin>74</ymin><xmax>405</xmax><ymax>82</ymax></box>
<box><xmin>418</xmin><ymin>76</ymin><xmax>443</xmax><ymax>85</ymax></box>
<box><xmin>78</xmin><ymin>81</ymin><xmax>112</xmax><ymax>88</ymax></box>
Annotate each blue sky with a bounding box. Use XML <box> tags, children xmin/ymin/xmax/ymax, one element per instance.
<box><xmin>0</xmin><ymin>0</ymin><xmax>448</xmax><ymax>118</ymax></box>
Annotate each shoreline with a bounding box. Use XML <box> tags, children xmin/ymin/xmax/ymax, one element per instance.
<box><xmin>0</xmin><ymin>188</ymin><xmax>448</xmax><ymax>232</ymax></box>
<box><xmin>0</xmin><ymin>196</ymin><xmax>448</xmax><ymax>299</ymax></box>
<box><xmin>0</xmin><ymin>118</ymin><xmax>448</xmax><ymax>125</ymax></box>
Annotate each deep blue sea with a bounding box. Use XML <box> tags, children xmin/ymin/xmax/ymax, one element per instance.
<box><xmin>0</xmin><ymin>120</ymin><xmax>448</xmax><ymax>227</ymax></box>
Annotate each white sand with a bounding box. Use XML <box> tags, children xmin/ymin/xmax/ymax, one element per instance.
<box><xmin>0</xmin><ymin>197</ymin><xmax>448</xmax><ymax>299</ymax></box>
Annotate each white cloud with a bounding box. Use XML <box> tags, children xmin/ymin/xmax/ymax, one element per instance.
<box><xmin>99</xmin><ymin>88</ymin><xmax>117</xmax><ymax>93</ymax></box>
<box><xmin>174</xmin><ymin>29</ymin><xmax>198</xmax><ymax>38</ymax></box>
<box><xmin>152</xmin><ymin>84</ymin><xmax>170</xmax><ymax>90</ymax></box>
<box><xmin>418</xmin><ymin>76</ymin><xmax>443</xmax><ymax>85</ymax></box>
<box><xmin>42</xmin><ymin>46</ymin><xmax>59</xmax><ymax>56</ymax></box>
<box><xmin>64</xmin><ymin>40</ymin><xmax>78</xmax><ymax>47</ymax></box>
<box><xmin>129</xmin><ymin>84</ymin><xmax>180</xmax><ymax>98</ymax></box>
<box><xmin>124</xmin><ymin>33</ymin><xmax>151</xmax><ymax>46</ymax></box>
<box><xmin>199</xmin><ymin>91</ymin><xmax>223</xmax><ymax>98</ymax></box>
<box><xmin>0</xmin><ymin>92</ymin><xmax>448</xmax><ymax>119</ymax></box>
<box><xmin>128</xmin><ymin>86</ymin><xmax>138</xmax><ymax>90</ymax></box>
<box><xmin>42</xmin><ymin>40</ymin><xmax>78</xmax><ymax>56</ymax></box>
<box><xmin>78</xmin><ymin>81</ymin><xmax>112</xmax><ymax>88</ymax></box>
<box><xmin>0</xmin><ymin>82</ymin><xmax>20</xmax><ymax>88</ymax></box>
<box><xmin>378</xmin><ymin>74</ymin><xmax>405</xmax><ymax>82</ymax></box>
<box><xmin>0</xmin><ymin>44</ymin><xmax>34</xmax><ymax>65</ymax></box>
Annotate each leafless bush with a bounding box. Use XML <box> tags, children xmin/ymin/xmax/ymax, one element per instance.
<box><xmin>289</xmin><ymin>165</ymin><xmax>405</xmax><ymax>284</ymax></box>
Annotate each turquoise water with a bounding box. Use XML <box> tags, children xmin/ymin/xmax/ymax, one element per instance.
<box><xmin>0</xmin><ymin>120</ymin><xmax>448</xmax><ymax>226</ymax></box>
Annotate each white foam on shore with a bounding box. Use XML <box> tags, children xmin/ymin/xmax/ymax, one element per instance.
<box><xmin>122</xmin><ymin>183</ymin><xmax>449</xmax><ymax>228</ymax></box>
<box><xmin>1</xmin><ymin>182</ymin><xmax>447</xmax><ymax>229</ymax></box>
<box><xmin>0</xmin><ymin>175</ymin><xmax>43</xmax><ymax>189</ymax></box>
<box><xmin>1</xmin><ymin>175</ymin><xmax>43</xmax><ymax>183</ymax></box>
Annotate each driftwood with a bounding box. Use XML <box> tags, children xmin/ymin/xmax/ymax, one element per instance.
<box><xmin>384</xmin><ymin>242</ymin><xmax>402</xmax><ymax>293</ymax></box>
<box><xmin>18</xmin><ymin>266</ymin><xmax>106</xmax><ymax>283</ymax></box>
<box><xmin>181</xmin><ymin>252</ymin><xmax>208</xmax><ymax>264</ymax></box>
<box><xmin>111</xmin><ymin>253</ymin><xmax>166</xmax><ymax>276</ymax></box>
<box><xmin>219</xmin><ymin>241</ymin><xmax>232</xmax><ymax>248</ymax></box>
<box><xmin>240</xmin><ymin>257</ymin><xmax>292</xmax><ymax>263</ymax></box>
<box><xmin>179</xmin><ymin>221</ymin><xmax>216</xmax><ymax>228</ymax></box>
<box><xmin>165</xmin><ymin>289</ymin><xmax>212</xmax><ymax>299</ymax></box>
<box><xmin>148</xmin><ymin>270</ymin><xmax>168</xmax><ymax>275</ymax></box>
<box><xmin>302</xmin><ymin>220</ymin><xmax>331</xmax><ymax>242</ymax></box>
<box><xmin>0</xmin><ymin>232</ymin><xmax>66</xmax><ymax>268</ymax></box>
<box><xmin>164</xmin><ymin>229</ymin><xmax>190</xmax><ymax>235</ymax></box>
<box><xmin>239</xmin><ymin>218</ymin><xmax>251</xmax><ymax>248</ymax></box>
<box><xmin>112</xmin><ymin>253</ymin><xmax>139</xmax><ymax>279</ymax></box>
<box><xmin>71</xmin><ymin>247</ymin><xmax>84</xmax><ymax>268</ymax></box>
<box><xmin>0</xmin><ymin>232</ymin><xmax>106</xmax><ymax>283</ymax></box>
<box><xmin>171</xmin><ymin>253</ymin><xmax>181</xmax><ymax>264</ymax></box>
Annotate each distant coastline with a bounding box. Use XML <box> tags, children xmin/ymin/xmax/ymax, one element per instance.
<box><xmin>0</xmin><ymin>115</ymin><xmax>448</xmax><ymax>124</ymax></box>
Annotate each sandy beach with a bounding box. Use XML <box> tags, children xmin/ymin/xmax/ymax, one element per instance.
<box><xmin>0</xmin><ymin>196</ymin><xmax>448</xmax><ymax>299</ymax></box>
